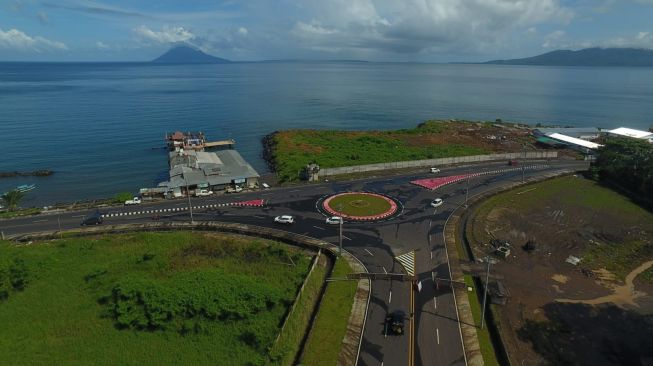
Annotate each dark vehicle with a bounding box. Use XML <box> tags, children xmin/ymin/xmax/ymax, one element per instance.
<box><xmin>80</xmin><ymin>212</ymin><xmax>103</xmax><ymax>226</ymax></box>
<box><xmin>385</xmin><ymin>310</ymin><xmax>406</xmax><ymax>335</ymax></box>
<box><xmin>508</xmin><ymin>159</ymin><xmax>519</xmax><ymax>166</ymax></box>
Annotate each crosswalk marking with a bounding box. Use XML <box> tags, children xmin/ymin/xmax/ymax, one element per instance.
<box><xmin>395</xmin><ymin>250</ymin><xmax>416</xmax><ymax>277</ymax></box>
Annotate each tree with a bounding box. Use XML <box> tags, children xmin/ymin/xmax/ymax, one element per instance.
<box><xmin>1</xmin><ymin>190</ymin><xmax>25</xmax><ymax>211</ymax></box>
<box><xmin>594</xmin><ymin>137</ymin><xmax>653</xmax><ymax>198</ymax></box>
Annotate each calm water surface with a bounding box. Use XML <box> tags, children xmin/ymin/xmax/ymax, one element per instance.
<box><xmin>1</xmin><ymin>62</ymin><xmax>652</xmax><ymax>205</ymax></box>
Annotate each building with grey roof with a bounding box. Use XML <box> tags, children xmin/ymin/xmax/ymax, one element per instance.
<box><xmin>533</xmin><ymin>127</ymin><xmax>601</xmax><ymax>140</ymax></box>
<box><xmin>159</xmin><ymin>148</ymin><xmax>259</xmax><ymax>194</ymax></box>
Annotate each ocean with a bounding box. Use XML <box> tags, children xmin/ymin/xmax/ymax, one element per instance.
<box><xmin>1</xmin><ymin>61</ymin><xmax>652</xmax><ymax>206</ymax></box>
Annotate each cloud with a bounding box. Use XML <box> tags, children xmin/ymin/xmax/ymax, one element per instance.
<box><xmin>38</xmin><ymin>11</ymin><xmax>49</xmax><ymax>25</ymax></box>
<box><xmin>43</xmin><ymin>1</ymin><xmax>148</xmax><ymax>19</ymax></box>
<box><xmin>133</xmin><ymin>25</ymin><xmax>195</xmax><ymax>44</ymax></box>
<box><xmin>290</xmin><ymin>0</ymin><xmax>573</xmax><ymax>56</ymax></box>
<box><xmin>95</xmin><ymin>41</ymin><xmax>109</xmax><ymax>50</ymax></box>
<box><xmin>0</xmin><ymin>28</ymin><xmax>67</xmax><ymax>52</ymax></box>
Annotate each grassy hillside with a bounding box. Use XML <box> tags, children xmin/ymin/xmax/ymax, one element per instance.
<box><xmin>0</xmin><ymin>232</ymin><xmax>313</xmax><ymax>366</ymax></box>
<box><xmin>266</xmin><ymin>120</ymin><xmax>534</xmax><ymax>181</ymax></box>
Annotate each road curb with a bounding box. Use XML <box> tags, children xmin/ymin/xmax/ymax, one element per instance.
<box><xmin>443</xmin><ymin>167</ymin><xmax>584</xmax><ymax>366</ymax></box>
<box><xmin>7</xmin><ymin>221</ymin><xmax>370</xmax><ymax>366</ymax></box>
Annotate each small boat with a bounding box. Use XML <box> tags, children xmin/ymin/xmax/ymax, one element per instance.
<box><xmin>15</xmin><ymin>184</ymin><xmax>36</xmax><ymax>193</ymax></box>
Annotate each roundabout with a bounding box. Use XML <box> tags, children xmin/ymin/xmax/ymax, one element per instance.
<box><xmin>321</xmin><ymin>192</ymin><xmax>400</xmax><ymax>221</ymax></box>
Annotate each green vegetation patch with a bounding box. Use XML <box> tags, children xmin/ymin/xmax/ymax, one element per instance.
<box><xmin>301</xmin><ymin>258</ymin><xmax>358</xmax><ymax>366</ymax></box>
<box><xmin>270</xmin><ymin>120</ymin><xmax>491</xmax><ymax>181</ymax></box>
<box><xmin>327</xmin><ymin>193</ymin><xmax>392</xmax><ymax>217</ymax></box>
<box><xmin>0</xmin><ymin>232</ymin><xmax>314</xmax><ymax>366</ymax></box>
<box><xmin>464</xmin><ymin>275</ymin><xmax>500</xmax><ymax>366</ymax></box>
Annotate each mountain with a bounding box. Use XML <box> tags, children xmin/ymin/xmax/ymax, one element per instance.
<box><xmin>152</xmin><ymin>45</ymin><xmax>230</xmax><ymax>64</ymax></box>
<box><xmin>485</xmin><ymin>48</ymin><xmax>653</xmax><ymax>67</ymax></box>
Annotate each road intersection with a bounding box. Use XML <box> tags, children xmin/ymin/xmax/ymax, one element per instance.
<box><xmin>0</xmin><ymin>160</ymin><xmax>588</xmax><ymax>366</ymax></box>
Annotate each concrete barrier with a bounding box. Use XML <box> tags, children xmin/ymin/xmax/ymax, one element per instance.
<box><xmin>319</xmin><ymin>151</ymin><xmax>558</xmax><ymax>177</ymax></box>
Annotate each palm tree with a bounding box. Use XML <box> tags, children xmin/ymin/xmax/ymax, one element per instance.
<box><xmin>2</xmin><ymin>189</ymin><xmax>25</xmax><ymax>211</ymax></box>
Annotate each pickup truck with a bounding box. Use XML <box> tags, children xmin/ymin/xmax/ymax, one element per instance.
<box><xmin>195</xmin><ymin>189</ymin><xmax>213</xmax><ymax>197</ymax></box>
<box><xmin>226</xmin><ymin>185</ymin><xmax>243</xmax><ymax>193</ymax></box>
<box><xmin>124</xmin><ymin>197</ymin><xmax>141</xmax><ymax>205</ymax></box>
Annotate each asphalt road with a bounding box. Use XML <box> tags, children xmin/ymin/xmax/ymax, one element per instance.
<box><xmin>0</xmin><ymin>160</ymin><xmax>589</xmax><ymax>366</ymax></box>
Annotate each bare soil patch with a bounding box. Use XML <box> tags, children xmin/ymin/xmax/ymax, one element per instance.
<box><xmin>466</xmin><ymin>175</ymin><xmax>653</xmax><ymax>365</ymax></box>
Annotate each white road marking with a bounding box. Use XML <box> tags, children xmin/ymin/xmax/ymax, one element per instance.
<box><xmin>388</xmin><ymin>290</ymin><xmax>392</xmax><ymax>303</ymax></box>
<box><xmin>429</xmin><ymin>220</ymin><xmax>432</xmax><ymax>227</ymax></box>
<box><xmin>342</xmin><ymin>235</ymin><xmax>352</xmax><ymax>241</ymax></box>
<box><xmin>431</xmin><ymin>271</ymin><xmax>435</xmax><ymax>283</ymax></box>
<box><xmin>434</xmin><ymin>297</ymin><xmax>437</xmax><ymax>310</ymax></box>
<box><xmin>32</xmin><ymin>219</ymin><xmax>48</xmax><ymax>223</ymax></box>
<box><xmin>312</xmin><ymin>225</ymin><xmax>325</xmax><ymax>231</ymax></box>
<box><xmin>252</xmin><ymin>215</ymin><xmax>265</xmax><ymax>219</ymax></box>
<box><xmin>382</xmin><ymin>266</ymin><xmax>388</xmax><ymax>274</ymax></box>
<box><xmin>436</xmin><ymin>328</ymin><xmax>440</xmax><ymax>344</ymax></box>
<box><xmin>289</xmin><ymin>189</ymin><xmax>300</xmax><ymax>193</ymax></box>
<box><xmin>174</xmin><ymin>203</ymin><xmax>186</xmax><ymax>206</ymax></box>
<box><xmin>364</xmin><ymin>249</ymin><xmax>374</xmax><ymax>256</ymax></box>
<box><xmin>430</xmin><ymin>251</ymin><xmax>433</xmax><ymax>260</ymax></box>
<box><xmin>72</xmin><ymin>215</ymin><xmax>86</xmax><ymax>218</ymax></box>
<box><xmin>261</xmin><ymin>193</ymin><xmax>273</xmax><ymax>196</ymax></box>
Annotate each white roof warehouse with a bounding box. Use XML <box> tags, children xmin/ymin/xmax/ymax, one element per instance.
<box><xmin>608</xmin><ymin>127</ymin><xmax>653</xmax><ymax>143</ymax></box>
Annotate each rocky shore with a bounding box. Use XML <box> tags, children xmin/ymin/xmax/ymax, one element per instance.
<box><xmin>0</xmin><ymin>170</ymin><xmax>53</xmax><ymax>178</ymax></box>
<box><xmin>261</xmin><ymin>132</ymin><xmax>278</xmax><ymax>173</ymax></box>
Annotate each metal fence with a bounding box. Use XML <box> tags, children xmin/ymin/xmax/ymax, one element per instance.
<box><xmin>318</xmin><ymin>151</ymin><xmax>559</xmax><ymax>177</ymax></box>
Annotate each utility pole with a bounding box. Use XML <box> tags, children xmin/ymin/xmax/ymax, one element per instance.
<box><xmin>481</xmin><ymin>256</ymin><xmax>491</xmax><ymax>329</ymax></box>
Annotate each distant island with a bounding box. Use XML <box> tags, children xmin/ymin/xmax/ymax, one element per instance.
<box><xmin>485</xmin><ymin>47</ymin><xmax>653</xmax><ymax>67</ymax></box>
<box><xmin>152</xmin><ymin>45</ymin><xmax>230</xmax><ymax>64</ymax></box>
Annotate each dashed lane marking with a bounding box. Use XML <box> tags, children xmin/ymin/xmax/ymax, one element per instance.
<box><xmin>342</xmin><ymin>235</ymin><xmax>352</xmax><ymax>241</ymax></box>
<box><xmin>364</xmin><ymin>249</ymin><xmax>374</xmax><ymax>256</ymax></box>
<box><xmin>312</xmin><ymin>225</ymin><xmax>325</xmax><ymax>231</ymax></box>
<box><xmin>32</xmin><ymin>219</ymin><xmax>48</xmax><ymax>223</ymax></box>
<box><xmin>436</xmin><ymin>328</ymin><xmax>440</xmax><ymax>345</ymax></box>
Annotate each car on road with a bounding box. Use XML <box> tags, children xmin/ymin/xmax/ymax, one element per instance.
<box><xmin>124</xmin><ymin>197</ymin><xmax>141</xmax><ymax>205</ymax></box>
<box><xmin>325</xmin><ymin>216</ymin><xmax>343</xmax><ymax>225</ymax></box>
<box><xmin>80</xmin><ymin>212</ymin><xmax>103</xmax><ymax>226</ymax></box>
<box><xmin>430</xmin><ymin>167</ymin><xmax>441</xmax><ymax>173</ymax></box>
<box><xmin>385</xmin><ymin>310</ymin><xmax>406</xmax><ymax>335</ymax></box>
<box><xmin>430</xmin><ymin>198</ymin><xmax>444</xmax><ymax>207</ymax></box>
<box><xmin>226</xmin><ymin>185</ymin><xmax>243</xmax><ymax>193</ymax></box>
<box><xmin>262</xmin><ymin>183</ymin><xmax>270</xmax><ymax>189</ymax></box>
<box><xmin>195</xmin><ymin>189</ymin><xmax>213</xmax><ymax>197</ymax></box>
<box><xmin>508</xmin><ymin>159</ymin><xmax>519</xmax><ymax>166</ymax></box>
<box><xmin>274</xmin><ymin>215</ymin><xmax>295</xmax><ymax>224</ymax></box>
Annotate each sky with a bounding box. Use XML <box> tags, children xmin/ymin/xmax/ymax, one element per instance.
<box><xmin>1</xmin><ymin>0</ymin><xmax>653</xmax><ymax>62</ymax></box>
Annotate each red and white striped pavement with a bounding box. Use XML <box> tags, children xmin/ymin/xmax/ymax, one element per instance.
<box><xmin>410</xmin><ymin>164</ymin><xmax>547</xmax><ymax>190</ymax></box>
<box><xmin>102</xmin><ymin>199</ymin><xmax>265</xmax><ymax>218</ymax></box>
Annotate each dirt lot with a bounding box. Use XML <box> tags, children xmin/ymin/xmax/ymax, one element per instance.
<box><xmin>466</xmin><ymin>175</ymin><xmax>653</xmax><ymax>366</ymax></box>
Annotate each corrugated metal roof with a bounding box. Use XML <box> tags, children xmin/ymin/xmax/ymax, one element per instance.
<box><xmin>548</xmin><ymin>133</ymin><xmax>603</xmax><ymax>149</ymax></box>
<box><xmin>608</xmin><ymin>127</ymin><xmax>653</xmax><ymax>139</ymax></box>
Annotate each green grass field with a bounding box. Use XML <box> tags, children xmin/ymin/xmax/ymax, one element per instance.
<box><xmin>0</xmin><ymin>232</ymin><xmax>314</xmax><ymax>366</ymax></box>
<box><xmin>463</xmin><ymin>275</ymin><xmax>500</xmax><ymax>366</ymax></box>
<box><xmin>270</xmin><ymin>121</ymin><xmax>491</xmax><ymax>181</ymax></box>
<box><xmin>327</xmin><ymin>193</ymin><xmax>392</xmax><ymax>217</ymax></box>
<box><xmin>301</xmin><ymin>258</ymin><xmax>357</xmax><ymax>366</ymax></box>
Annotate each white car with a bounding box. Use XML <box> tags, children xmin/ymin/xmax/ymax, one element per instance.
<box><xmin>430</xmin><ymin>198</ymin><xmax>443</xmax><ymax>208</ymax></box>
<box><xmin>262</xmin><ymin>183</ymin><xmax>270</xmax><ymax>189</ymax></box>
<box><xmin>325</xmin><ymin>216</ymin><xmax>343</xmax><ymax>225</ymax></box>
<box><xmin>274</xmin><ymin>215</ymin><xmax>295</xmax><ymax>224</ymax></box>
<box><xmin>430</xmin><ymin>167</ymin><xmax>441</xmax><ymax>173</ymax></box>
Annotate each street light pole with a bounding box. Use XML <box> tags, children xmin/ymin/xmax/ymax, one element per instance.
<box><xmin>481</xmin><ymin>256</ymin><xmax>491</xmax><ymax>329</ymax></box>
<box><xmin>338</xmin><ymin>203</ymin><xmax>343</xmax><ymax>256</ymax></box>
<box><xmin>182</xmin><ymin>175</ymin><xmax>194</xmax><ymax>224</ymax></box>
<box><xmin>465</xmin><ymin>175</ymin><xmax>470</xmax><ymax>206</ymax></box>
